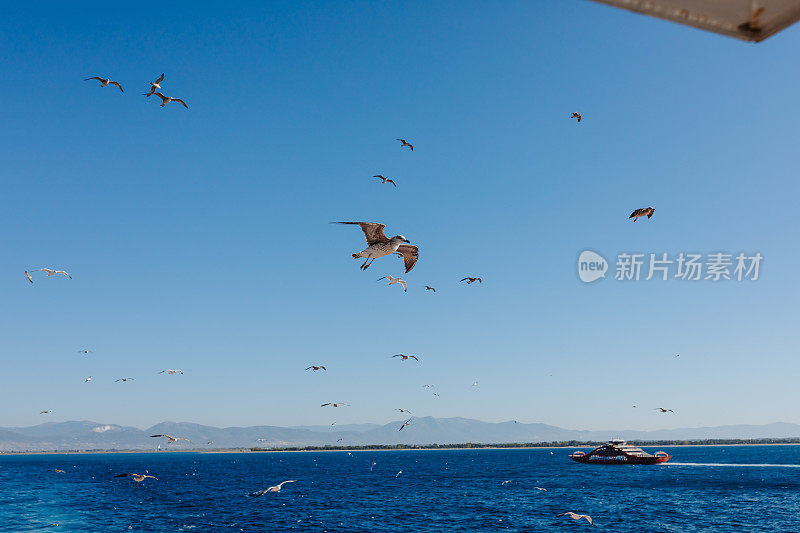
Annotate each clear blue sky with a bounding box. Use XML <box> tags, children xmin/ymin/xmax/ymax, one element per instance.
<box><xmin>2</xmin><ymin>1</ymin><xmax>799</xmax><ymax>431</ymax></box>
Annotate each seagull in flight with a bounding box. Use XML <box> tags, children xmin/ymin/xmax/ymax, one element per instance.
<box><xmin>49</xmin><ymin>469</ymin><xmax>66</xmax><ymax>474</ymax></box>
<box><xmin>654</xmin><ymin>407</ymin><xmax>675</xmax><ymax>413</ymax></box>
<box><xmin>333</xmin><ymin>222</ymin><xmax>418</xmax><ymax>272</ymax></box>
<box><xmin>146</xmin><ymin>73</ymin><xmax>165</xmax><ymax>97</ymax></box>
<box><xmin>392</xmin><ymin>354</ymin><xmax>419</xmax><ymax>362</ymax></box>
<box><xmin>396</xmin><ymin>138</ymin><xmax>413</xmax><ymax>151</ymax></box>
<box><xmin>115</xmin><ymin>473</ymin><xmax>158</xmax><ymax>483</ymax></box>
<box><xmin>40</xmin><ymin>410</ymin><xmax>52</xmax><ymax>414</ymax></box>
<box><xmin>150</xmin><ymin>434</ymin><xmax>191</xmax><ymax>443</ymax></box>
<box><xmin>558</xmin><ymin>512</ymin><xmax>593</xmax><ymax>525</ymax></box>
<box><xmin>461</xmin><ymin>277</ymin><xmax>482</xmax><ymax>284</ymax></box>
<box><xmin>370</xmin><ymin>460</ymin><xmax>377</xmax><ymax>471</ymax></box>
<box><xmin>373</xmin><ymin>175</ymin><xmax>397</xmax><ymax>187</ymax></box>
<box><xmin>35</xmin><ymin>268</ymin><xmax>72</xmax><ymax>279</ymax></box>
<box><xmin>395</xmin><ymin>470</ymin><xmax>403</xmax><ymax>477</ymax></box>
<box><xmin>115</xmin><ymin>378</ymin><xmax>134</xmax><ymax>382</ymax></box>
<box><xmin>77</xmin><ymin>349</ymin><xmax>94</xmax><ymax>355</ymax></box>
<box><xmin>336</xmin><ymin>438</ymin><xmax>343</xmax><ymax>442</ymax></box>
<box><xmin>423</xmin><ymin>384</ymin><xmax>435</xmax><ymax>388</ymax></box>
<box><xmin>321</xmin><ymin>403</ymin><xmax>347</xmax><ymax>407</ymax></box>
<box><xmin>471</xmin><ymin>381</ymin><xmax>479</xmax><ymax>388</ymax></box>
<box><xmin>84</xmin><ymin>376</ymin><xmax>92</xmax><ymax>383</ymax></box>
<box><xmin>85</xmin><ymin>76</ymin><xmax>123</xmax><ymax>92</ymax></box>
<box><xmin>534</xmin><ymin>487</ymin><xmax>547</xmax><ymax>491</ymax></box>
<box><xmin>425</xmin><ymin>286</ymin><xmax>435</xmax><ymax>292</ymax></box>
<box><xmin>571</xmin><ymin>112</ymin><xmax>582</xmax><ymax>123</ymax></box>
<box><xmin>305</xmin><ymin>365</ymin><xmax>327</xmax><ymax>372</ymax></box>
<box><xmin>629</xmin><ymin>207</ymin><xmax>655</xmax><ymax>221</ymax></box>
<box><xmin>395</xmin><ymin>408</ymin><xmax>412</xmax><ymax>414</ymax></box>
<box><xmin>150</xmin><ymin>92</ymin><xmax>188</xmax><ymax>108</ymax></box>
<box><xmin>25</xmin><ymin>271</ymin><xmax>33</xmax><ymax>283</ymax></box>
<box><xmin>158</xmin><ymin>369</ymin><xmax>184</xmax><ymax>375</ymax></box>
<box><xmin>399</xmin><ymin>419</ymin><xmax>412</xmax><ymax>432</ymax></box>
<box><xmin>377</xmin><ymin>275</ymin><xmax>407</xmax><ymax>292</ymax></box>
<box><xmin>250</xmin><ymin>480</ymin><xmax>296</xmax><ymax>496</ymax></box>
<box><xmin>500</xmin><ymin>480</ymin><xmax>512</xmax><ymax>485</ymax></box>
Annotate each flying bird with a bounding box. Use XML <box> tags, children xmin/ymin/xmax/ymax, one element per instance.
<box><xmin>336</xmin><ymin>438</ymin><xmax>343</xmax><ymax>442</ymax></box>
<box><xmin>629</xmin><ymin>207</ymin><xmax>655</xmax><ymax>221</ymax></box>
<box><xmin>146</xmin><ymin>73</ymin><xmax>165</xmax><ymax>97</ymax></box>
<box><xmin>49</xmin><ymin>469</ymin><xmax>66</xmax><ymax>474</ymax></box>
<box><xmin>422</xmin><ymin>384</ymin><xmax>435</xmax><ymax>388</ymax></box>
<box><xmin>115</xmin><ymin>473</ymin><xmax>158</xmax><ymax>483</ymax></box>
<box><xmin>207</xmin><ymin>441</ymin><xmax>214</xmax><ymax>445</ymax></box>
<box><xmin>501</xmin><ymin>480</ymin><xmax>512</xmax><ymax>485</ymax></box>
<box><xmin>461</xmin><ymin>277</ymin><xmax>482</xmax><ymax>284</ymax></box>
<box><xmin>425</xmin><ymin>286</ymin><xmax>435</xmax><ymax>292</ymax></box>
<box><xmin>333</xmin><ymin>222</ymin><xmax>418</xmax><ymax>272</ymax></box>
<box><xmin>150</xmin><ymin>92</ymin><xmax>188</xmax><ymax>108</ymax></box>
<box><xmin>40</xmin><ymin>410</ymin><xmax>52</xmax><ymax>414</ymax></box>
<box><xmin>396</xmin><ymin>138</ymin><xmax>413</xmax><ymax>151</ymax></box>
<box><xmin>373</xmin><ymin>175</ymin><xmax>397</xmax><ymax>187</ymax></box>
<box><xmin>77</xmin><ymin>349</ymin><xmax>94</xmax><ymax>355</ymax></box>
<box><xmin>305</xmin><ymin>365</ymin><xmax>327</xmax><ymax>372</ymax></box>
<box><xmin>84</xmin><ymin>376</ymin><xmax>92</xmax><ymax>383</ymax></box>
<box><xmin>432</xmin><ymin>393</ymin><xmax>440</xmax><ymax>397</ymax></box>
<box><xmin>115</xmin><ymin>378</ymin><xmax>134</xmax><ymax>382</ymax></box>
<box><xmin>571</xmin><ymin>112</ymin><xmax>582</xmax><ymax>122</ymax></box>
<box><xmin>558</xmin><ymin>512</ymin><xmax>593</xmax><ymax>525</ymax></box>
<box><xmin>392</xmin><ymin>354</ymin><xmax>419</xmax><ymax>362</ymax></box>
<box><xmin>399</xmin><ymin>419</ymin><xmax>412</xmax><ymax>432</ymax></box>
<box><xmin>158</xmin><ymin>369</ymin><xmax>183</xmax><ymax>375</ymax></box>
<box><xmin>654</xmin><ymin>407</ymin><xmax>674</xmax><ymax>413</ymax></box>
<box><xmin>395</xmin><ymin>470</ymin><xmax>403</xmax><ymax>477</ymax></box>
<box><xmin>250</xmin><ymin>480</ymin><xmax>296</xmax><ymax>496</ymax></box>
<box><xmin>395</xmin><ymin>408</ymin><xmax>412</xmax><ymax>414</ymax></box>
<box><xmin>377</xmin><ymin>275</ymin><xmax>407</xmax><ymax>292</ymax></box>
<box><xmin>471</xmin><ymin>381</ymin><xmax>478</xmax><ymax>388</ymax></box>
<box><xmin>35</xmin><ymin>268</ymin><xmax>72</xmax><ymax>279</ymax></box>
<box><xmin>370</xmin><ymin>460</ymin><xmax>376</xmax><ymax>471</ymax></box>
<box><xmin>85</xmin><ymin>76</ymin><xmax>123</xmax><ymax>92</ymax></box>
<box><xmin>321</xmin><ymin>403</ymin><xmax>347</xmax><ymax>407</ymax></box>
<box><xmin>25</xmin><ymin>271</ymin><xmax>33</xmax><ymax>283</ymax></box>
<box><xmin>150</xmin><ymin>434</ymin><xmax>191</xmax><ymax>443</ymax></box>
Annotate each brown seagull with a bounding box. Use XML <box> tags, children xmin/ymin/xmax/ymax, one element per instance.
<box><xmin>571</xmin><ymin>112</ymin><xmax>582</xmax><ymax>122</ymax></box>
<box><xmin>305</xmin><ymin>365</ymin><xmax>327</xmax><ymax>372</ymax></box>
<box><xmin>321</xmin><ymin>402</ymin><xmax>347</xmax><ymax>407</ymax></box>
<box><xmin>629</xmin><ymin>207</ymin><xmax>655</xmax><ymax>221</ymax></box>
<box><xmin>558</xmin><ymin>512</ymin><xmax>593</xmax><ymax>525</ymax></box>
<box><xmin>150</xmin><ymin>92</ymin><xmax>188</xmax><ymax>108</ymax></box>
<box><xmin>85</xmin><ymin>76</ymin><xmax>123</xmax><ymax>92</ymax></box>
<box><xmin>461</xmin><ymin>277</ymin><xmax>482</xmax><ymax>284</ymax></box>
<box><xmin>654</xmin><ymin>407</ymin><xmax>675</xmax><ymax>413</ymax></box>
<box><xmin>25</xmin><ymin>271</ymin><xmax>34</xmax><ymax>283</ymax></box>
<box><xmin>115</xmin><ymin>473</ymin><xmax>158</xmax><ymax>483</ymax></box>
<box><xmin>392</xmin><ymin>354</ymin><xmax>419</xmax><ymax>362</ymax></box>
<box><xmin>373</xmin><ymin>175</ymin><xmax>397</xmax><ymax>187</ymax></box>
<box><xmin>396</xmin><ymin>138</ymin><xmax>413</xmax><ymax>151</ymax></box>
<box><xmin>146</xmin><ymin>73</ymin><xmax>165</xmax><ymax>97</ymax></box>
<box><xmin>333</xmin><ymin>222</ymin><xmax>418</xmax><ymax>272</ymax></box>
<box><xmin>425</xmin><ymin>286</ymin><xmax>435</xmax><ymax>292</ymax></box>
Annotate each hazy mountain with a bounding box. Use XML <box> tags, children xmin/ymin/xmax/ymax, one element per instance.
<box><xmin>1</xmin><ymin>418</ymin><xmax>798</xmax><ymax>452</ymax></box>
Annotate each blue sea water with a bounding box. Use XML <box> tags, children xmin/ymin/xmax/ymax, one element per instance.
<box><xmin>1</xmin><ymin>445</ymin><xmax>800</xmax><ymax>532</ymax></box>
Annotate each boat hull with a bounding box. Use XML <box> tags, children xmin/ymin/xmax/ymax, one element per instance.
<box><xmin>570</xmin><ymin>454</ymin><xmax>670</xmax><ymax>465</ymax></box>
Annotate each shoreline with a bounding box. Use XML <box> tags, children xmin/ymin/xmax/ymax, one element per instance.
<box><xmin>3</xmin><ymin>441</ymin><xmax>800</xmax><ymax>456</ymax></box>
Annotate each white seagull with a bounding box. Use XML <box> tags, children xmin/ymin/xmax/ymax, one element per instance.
<box><xmin>35</xmin><ymin>268</ymin><xmax>72</xmax><ymax>279</ymax></box>
<box><xmin>159</xmin><ymin>369</ymin><xmax>184</xmax><ymax>375</ymax></box>
<box><xmin>377</xmin><ymin>275</ymin><xmax>407</xmax><ymax>292</ymax></box>
<box><xmin>250</xmin><ymin>480</ymin><xmax>296</xmax><ymax>496</ymax></box>
<box><xmin>85</xmin><ymin>76</ymin><xmax>123</xmax><ymax>92</ymax></box>
<box><xmin>84</xmin><ymin>376</ymin><xmax>92</xmax><ymax>383</ymax></box>
<box><xmin>146</xmin><ymin>73</ymin><xmax>165</xmax><ymax>97</ymax></box>
<box><xmin>150</xmin><ymin>434</ymin><xmax>191</xmax><ymax>444</ymax></box>
<box><xmin>150</xmin><ymin>92</ymin><xmax>188</xmax><ymax>108</ymax></box>
<box><xmin>332</xmin><ymin>222</ymin><xmax>418</xmax><ymax>272</ymax></box>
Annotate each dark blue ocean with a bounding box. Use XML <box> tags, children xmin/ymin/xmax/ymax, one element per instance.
<box><xmin>2</xmin><ymin>446</ymin><xmax>800</xmax><ymax>532</ymax></box>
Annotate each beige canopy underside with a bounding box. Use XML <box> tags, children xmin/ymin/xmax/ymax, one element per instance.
<box><xmin>589</xmin><ymin>0</ymin><xmax>800</xmax><ymax>41</ymax></box>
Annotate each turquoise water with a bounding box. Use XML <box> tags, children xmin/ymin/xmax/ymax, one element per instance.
<box><xmin>2</xmin><ymin>445</ymin><xmax>800</xmax><ymax>531</ymax></box>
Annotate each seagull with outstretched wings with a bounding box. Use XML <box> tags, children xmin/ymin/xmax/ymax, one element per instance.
<box><xmin>332</xmin><ymin>222</ymin><xmax>418</xmax><ymax>272</ymax></box>
<box><xmin>629</xmin><ymin>207</ymin><xmax>655</xmax><ymax>221</ymax></box>
<box><xmin>85</xmin><ymin>76</ymin><xmax>123</xmax><ymax>92</ymax></box>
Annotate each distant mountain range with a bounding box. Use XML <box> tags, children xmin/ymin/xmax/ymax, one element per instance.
<box><xmin>1</xmin><ymin>418</ymin><xmax>799</xmax><ymax>452</ymax></box>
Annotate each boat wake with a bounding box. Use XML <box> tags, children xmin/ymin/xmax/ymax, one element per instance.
<box><xmin>666</xmin><ymin>462</ymin><xmax>800</xmax><ymax>468</ymax></box>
